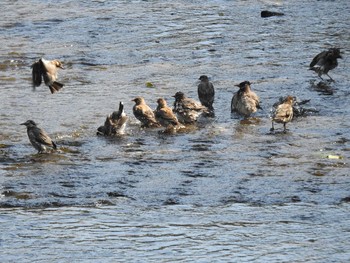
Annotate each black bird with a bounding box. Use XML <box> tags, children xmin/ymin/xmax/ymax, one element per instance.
<box><xmin>173</xmin><ymin>91</ymin><xmax>209</xmax><ymax>124</ymax></box>
<box><xmin>21</xmin><ymin>120</ymin><xmax>57</xmax><ymax>153</ymax></box>
<box><xmin>32</xmin><ymin>58</ymin><xmax>64</xmax><ymax>94</ymax></box>
<box><xmin>309</xmin><ymin>48</ymin><xmax>342</xmax><ymax>81</ymax></box>
<box><xmin>97</xmin><ymin>102</ymin><xmax>128</xmax><ymax>136</ymax></box>
<box><xmin>198</xmin><ymin>75</ymin><xmax>215</xmax><ymax>111</ymax></box>
<box><xmin>231</xmin><ymin>81</ymin><xmax>262</xmax><ymax>117</ymax></box>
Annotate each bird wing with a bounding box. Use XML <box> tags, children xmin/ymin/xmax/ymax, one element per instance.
<box><xmin>134</xmin><ymin>105</ymin><xmax>156</xmax><ymax>122</ymax></box>
<box><xmin>274</xmin><ymin>104</ymin><xmax>293</xmax><ymax>121</ymax></box>
<box><xmin>310</xmin><ymin>51</ymin><xmax>327</xmax><ymax>68</ymax></box>
<box><xmin>183</xmin><ymin>98</ymin><xmax>205</xmax><ymax>111</ymax></box>
<box><xmin>32</xmin><ymin>127</ymin><xmax>55</xmax><ymax>147</ymax></box>
<box><xmin>156</xmin><ymin>107</ymin><xmax>178</xmax><ymax>124</ymax></box>
<box><xmin>31</xmin><ymin>61</ymin><xmax>43</xmax><ymax>87</ymax></box>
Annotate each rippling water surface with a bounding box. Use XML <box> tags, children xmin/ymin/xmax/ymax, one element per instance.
<box><xmin>1</xmin><ymin>0</ymin><xmax>350</xmax><ymax>262</ymax></box>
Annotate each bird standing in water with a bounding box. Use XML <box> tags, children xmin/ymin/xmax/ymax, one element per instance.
<box><xmin>231</xmin><ymin>81</ymin><xmax>261</xmax><ymax>118</ymax></box>
<box><xmin>97</xmin><ymin>102</ymin><xmax>128</xmax><ymax>136</ymax></box>
<box><xmin>132</xmin><ymin>97</ymin><xmax>160</xmax><ymax>128</ymax></box>
<box><xmin>271</xmin><ymin>96</ymin><xmax>294</xmax><ymax>133</ymax></box>
<box><xmin>197</xmin><ymin>75</ymin><xmax>215</xmax><ymax>111</ymax></box>
<box><xmin>173</xmin><ymin>91</ymin><xmax>209</xmax><ymax>124</ymax></box>
<box><xmin>32</xmin><ymin>58</ymin><xmax>64</xmax><ymax>94</ymax></box>
<box><xmin>155</xmin><ymin>98</ymin><xmax>180</xmax><ymax>128</ymax></box>
<box><xmin>309</xmin><ymin>48</ymin><xmax>342</xmax><ymax>81</ymax></box>
<box><xmin>21</xmin><ymin>120</ymin><xmax>57</xmax><ymax>153</ymax></box>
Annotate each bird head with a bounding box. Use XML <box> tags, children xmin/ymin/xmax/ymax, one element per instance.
<box><xmin>20</xmin><ymin>120</ymin><xmax>37</xmax><ymax>127</ymax></box>
<box><xmin>172</xmin><ymin>92</ymin><xmax>185</xmax><ymax>101</ymax></box>
<box><xmin>235</xmin><ymin>81</ymin><xmax>251</xmax><ymax>90</ymax></box>
<box><xmin>53</xmin><ymin>60</ymin><xmax>64</xmax><ymax>69</ymax></box>
<box><xmin>132</xmin><ymin>97</ymin><xmax>144</xmax><ymax>105</ymax></box>
<box><xmin>285</xmin><ymin>96</ymin><xmax>294</xmax><ymax>104</ymax></box>
<box><xmin>199</xmin><ymin>75</ymin><xmax>209</xmax><ymax>81</ymax></box>
<box><xmin>157</xmin><ymin>98</ymin><xmax>167</xmax><ymax>107</ymax></box>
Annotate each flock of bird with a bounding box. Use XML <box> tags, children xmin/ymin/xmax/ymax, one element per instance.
<box><xmin>21</xmin><ymin>48</ymin><xmax>342</xmax><ymax>153</ymax></box>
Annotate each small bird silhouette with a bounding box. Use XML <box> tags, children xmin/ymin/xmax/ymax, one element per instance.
<box><xmin>271</xmin><ymin>96</ymin><xmax>294</xmax><ymax>133</ymax></box>
<box><xmin>309</xmin><ymin>48</ymin><xmax>342</xmax><ymax>81</ymax></box>
<box><xmin>32</xmin><ymin>58</ymin><xmax>64</xmax><ymax>94</ymax></box>
<box><xmin>173</xmin><ymin>91</ymin><xmax>209</xmax><ymax>124</ymax></box>
<box><xmin>231</xmin><ymin>81</ymin><xmax>261</xmax><ymax>117</ymax></box>
<box><xmin>132</xmin><ymin>97</ymin><xmax>160</xmax><ymax>128</ymax></box>
<box><xmin>155</xmin><ymin>98</ymin><xmax>180</xmax><ymax>128</ymax></box>
<box><xmin>97</xmin><ymin>102</ymin><xmax>128</xmax><ymax>136</ymax></box>
<box><xmin>21</xmin><ymin>120</ymin><xmax>57</xmax><ymax>153</ymax></box>
<box><xmin>198</xmin><ymin>75</ymin><xmax>215</xmax><ymax>111</ymax></box>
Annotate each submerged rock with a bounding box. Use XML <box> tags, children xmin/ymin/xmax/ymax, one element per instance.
<box><xmin>261</xmin><ymin>10</ymin><xmax>284</xmax><ymax>18</ymax></box>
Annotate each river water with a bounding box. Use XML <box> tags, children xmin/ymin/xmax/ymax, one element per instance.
<box><xmin>1</xmin><ymin>0</ymin><xmax>350</xmax><ymax>262</ymax></box>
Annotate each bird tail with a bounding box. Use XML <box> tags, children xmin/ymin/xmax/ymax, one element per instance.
<box><xmin>49</xmin><ymin>81</ymin><xmax>64</xmax><ymax>94</ymax></box>
<box><xmin>52</xmin><ymin>141</ymin><xmax>57</xmax><ymax>150</ymax></box>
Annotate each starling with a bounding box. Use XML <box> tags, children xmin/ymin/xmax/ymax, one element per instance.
<box><xmin>271</xmin><ymin>96</ymin><xmax>294</xmax><ymax>133</ymax></box>
<box><xmin>32</xmin><ymin>58</ymin><xmax>64</xmax><ymax>94</ymax></box>
<box><xmin>155</xmin><ymin>98</ymin><xmax>180</xmax><ymax>128</ymax></box>
<box><xmin>231</xmin><ymin>81</ymin><xmax>262</xmax><ymax>117</ymax></box>
<box><xmin>132</xmin><ymin>97</ymin><xmax>160</xmax><ymax>128</ymax></box>
<box><xmin>21</xmin><ymin>120</ymin><xmax>57</xmax><ymax>153</ymax></box>
<box><xmin>97</xmin><ymin>102</ymin><xmax>128</xmax><ymax>136</ymax></box>
<box><xmin>173</xmin><ymin>91</ymin><xmax>209</xmax><ymax>124</ymax></box>
<box><xmin>198</xmin><ymin>75</ymin><xmax>215</xmax><ymax>111</ymax></box>
<box><xmin>309</xmin><ymin>48</ymin><xmax>342</xmax><ymax>81</ymax></box>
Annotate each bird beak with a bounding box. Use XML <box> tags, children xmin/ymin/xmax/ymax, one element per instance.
<box><xmin>60</xmin><ymin>66</ymin><xmax>64</xmax><ymax>69</ymax></box>
<box><xmin>20</xmin><ymin>122</ymin><xmax>25</xmax><ymax>125</ymax></box>
<box><xmin>234</xmin><ymin>84</ymin><xmax>240</xmax><ymax>88</ymax></box>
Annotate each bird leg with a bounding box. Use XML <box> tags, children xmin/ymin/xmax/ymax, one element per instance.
<box><xmin>326</xmin><ymin>74</ymin><xmax>335</xmax><ymax>82</ymax></box>
<box><xmin>270</xmin><ymin>121</ymin><xmax>275</xmax><ymax>132</ymax></box>
<box><xmin>283</xmin><ymin>123</ymin><xmax>287</xmax><ymax>133</ymax></box>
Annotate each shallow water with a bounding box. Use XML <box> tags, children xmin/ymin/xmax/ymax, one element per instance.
<box><xmin>1</xmin><ymin>0</ymin><xmax>350</xmax><ymax>262</ymax></box>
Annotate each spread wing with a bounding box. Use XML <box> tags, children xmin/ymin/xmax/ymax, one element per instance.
<box><xmin>31</xmin><ymin>61</ymin><xmax>43</xmax><ymax>87</ymax></box>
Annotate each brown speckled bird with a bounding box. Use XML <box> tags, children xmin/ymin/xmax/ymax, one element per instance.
<box><xmin>21</xmin><ymin>120</ymin><xmax>57</xmax><ymax>153</ymax></box>
<box><xmin>173</xmin><ymin>91</ymin><xmax>209</xmax><ymax>124</ymax></box>
<box><xmin>231</xmin><ymin>81</ymin><xmax>261</xmax><ymax>118</ymax></box>
<box><xmin>132</xmin><ymin>97</ymin><xmax>160</xmax><ymax>128</ymax></box>
<box><xmin>97</xmin><ymin>102</ymin><xmax>128</xmax><ymax>136</ymax></box>
<box><xmin>198</xmin><ymin>75</ymin><xmax>215</xmax><ymax>111</ymax></box>
<box><xmin>155</xmin><ymin>98</ymin><xmax>180</xmax><ymax>128</ymax></box>
<box><xmin>31</xmin><ymin>58</ymin><xmax>64</xmax><ymax>94</ymax></box>
<box><xmin>309</xmin><ymin>48</ymin><xmax>342</xmax><ymax>81</ymax></box>
<box><xmin>271</xmin><ymin>95</ymin><xmax>294</xmax><ymax>133</ymax></box>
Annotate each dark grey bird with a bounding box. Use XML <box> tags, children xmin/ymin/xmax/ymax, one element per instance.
<box><xmin>97</xmin><ymin>102</ymin><xmax>128</xmax><ymax>136</ymax></box>
<box><xmin>132</xmin><ymin>97</ymin><xmax>160</xmax><ymax>128</ymax></box>
<box><xmin>271</xmin><ymin>96</ymin><xmax>294</xmax><ymax>133</ymax></box>
<box><xmin>309</xmin><ymin>48</ymin><xmax>342</xmax><ymax>81</ymax></box>
<box><xmin>21</xmin><ymin>120</ymin><xmax>57</xmax><ymax>153</ymax></box>
<box><xmin>173</xmin><ymin>91</ymin><xmax>209</xmax><ymax>124</ymax></box>
<box><xmin>198</xmin><ymin>75</ymin><xmax>215</xmax><ymax>111</ymax></box>
<box><xmin>32</xmin><ymin>58</ymin><xmax>64</xmax><ymax>94</ymax></box>
<box><xmin>231</xmin><ymin>81</ymin><xmax>262</xmax><ymax>117</ymax></box>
